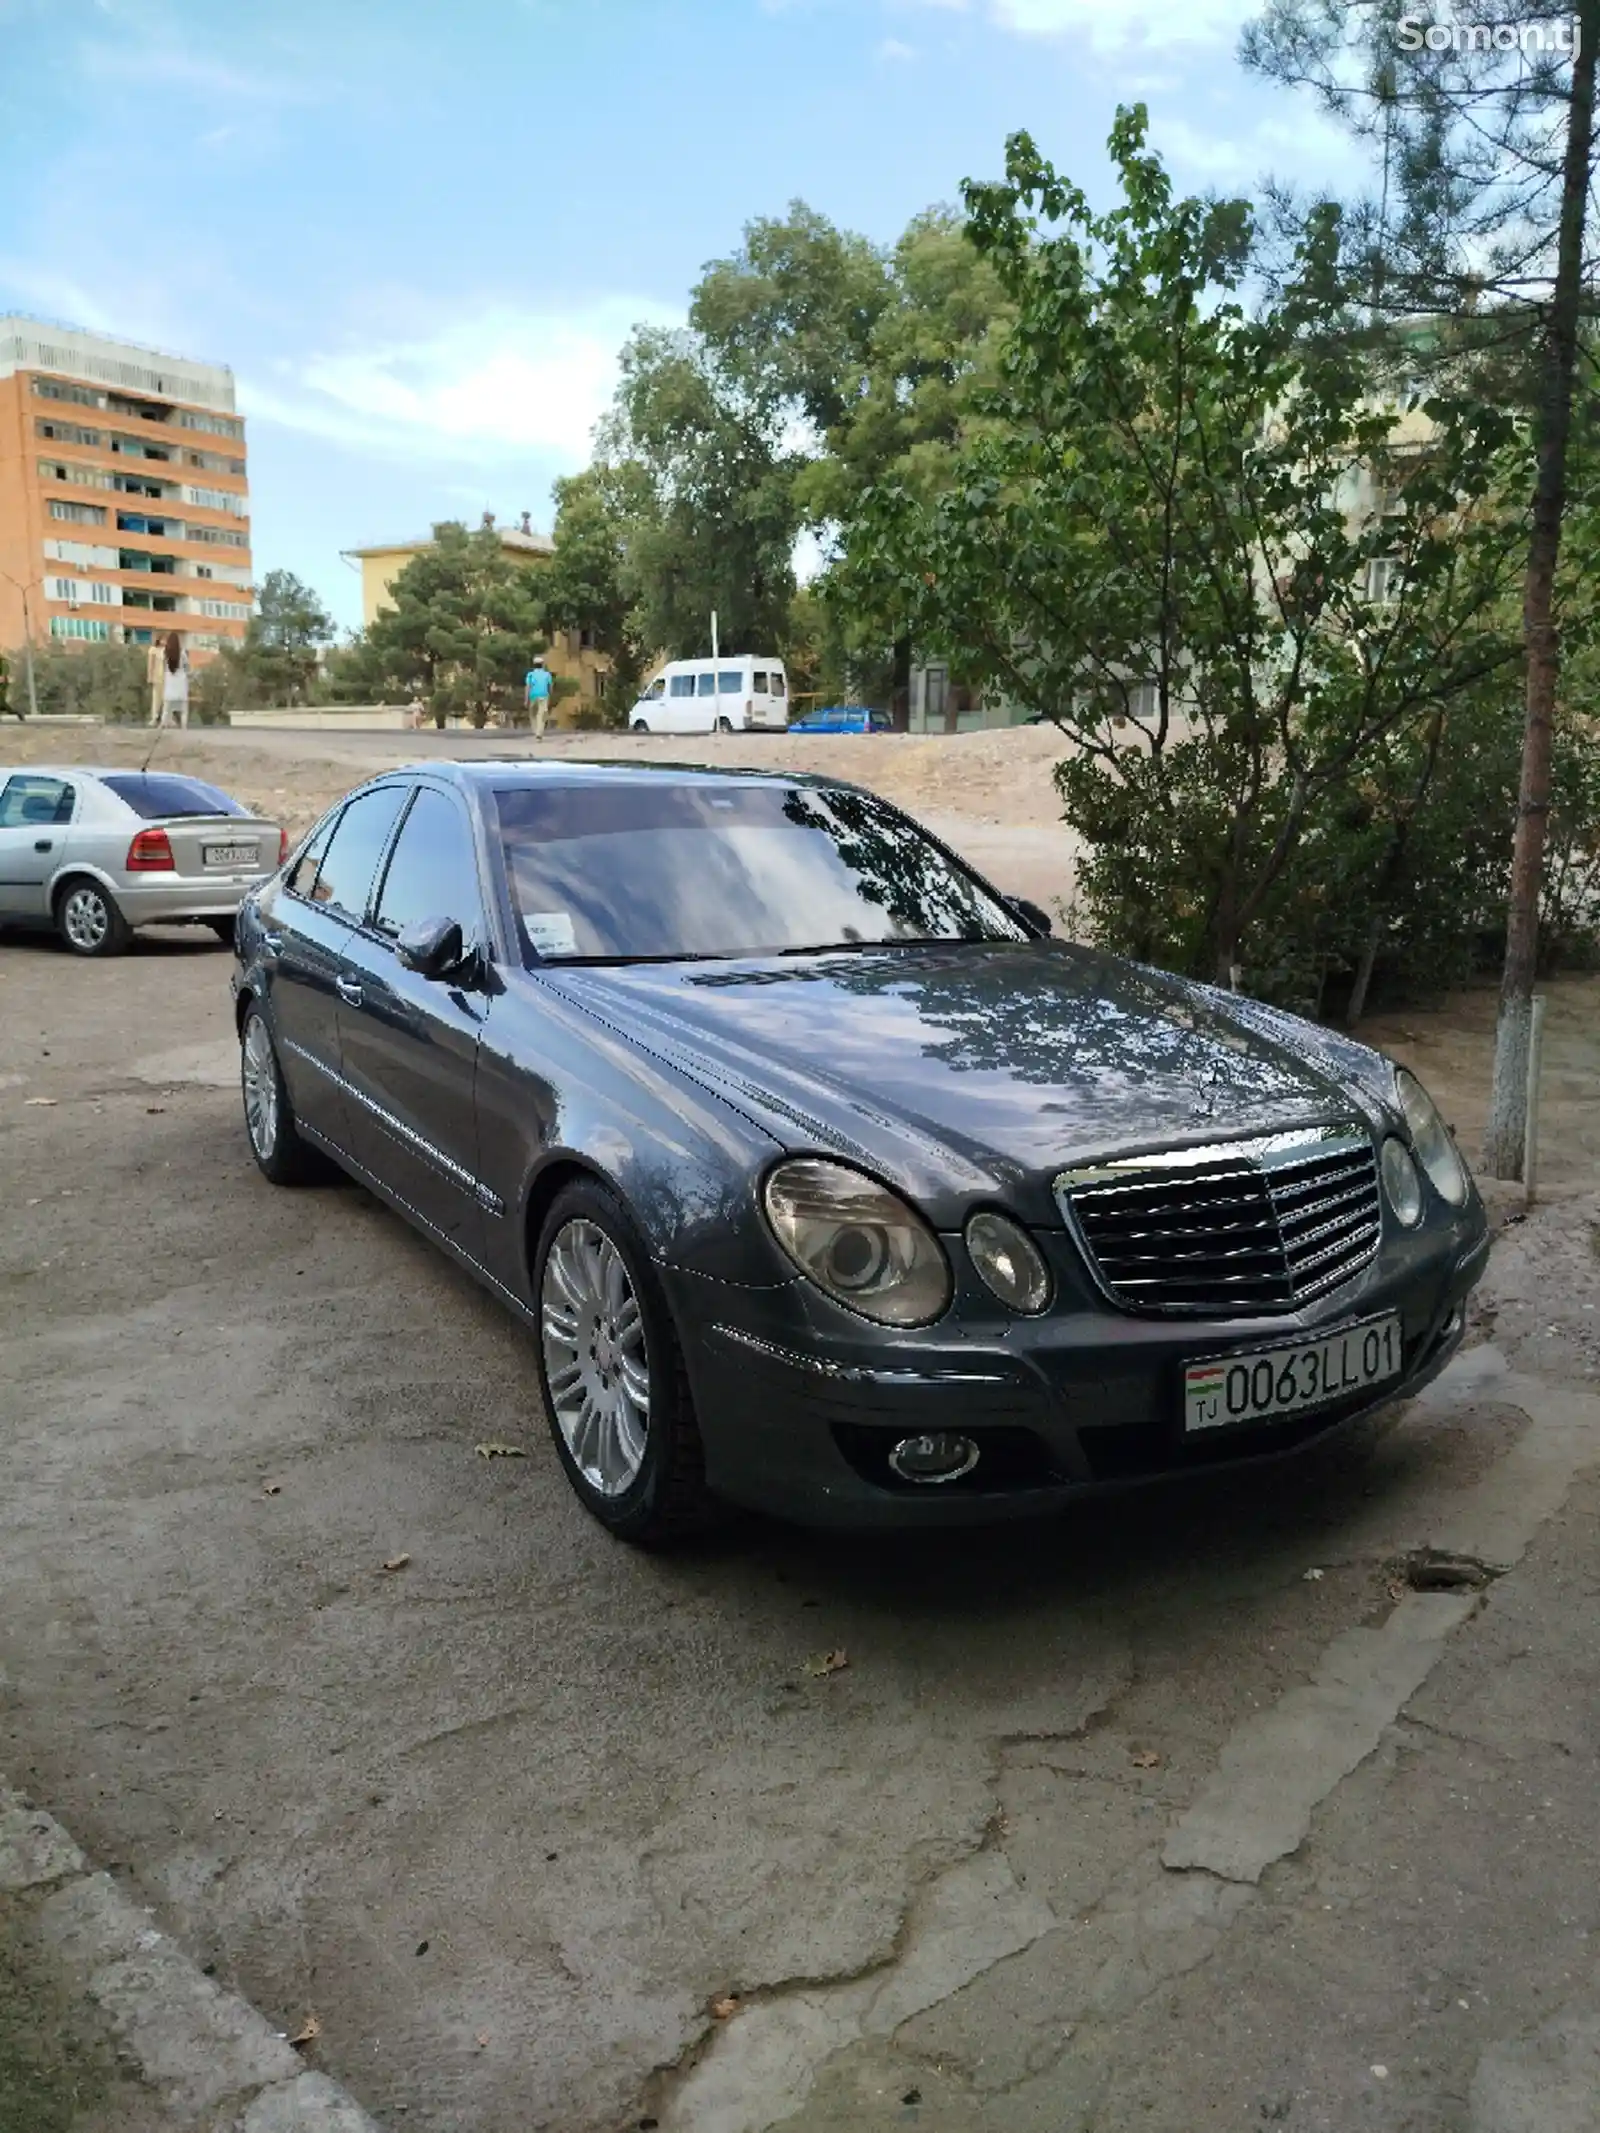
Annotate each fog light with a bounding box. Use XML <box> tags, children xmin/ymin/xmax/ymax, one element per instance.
<box><xmin>888</xmin><ymin>1432</ymin><xmax>981</xmax><ymax>1484</ymax></box>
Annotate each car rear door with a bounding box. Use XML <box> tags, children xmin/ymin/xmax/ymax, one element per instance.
<box><xmin>334</xmin><ymin>782</ymin><xmax>494</xmax><ymax>1257</ymax></box>
<box><xmin>266</xmin><ymin>784</ymin><xmax>408</xmax><ymax>1151</ymax></box>
<box><xmin>0</xmin><ymin>773</ymin><xmax>76</xmax><ymax>919</ymax></box>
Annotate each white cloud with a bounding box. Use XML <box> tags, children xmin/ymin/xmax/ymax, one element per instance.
<box><xmin>878</xmin><ymin>35</ymin><xmax>918</xmax><ymax>58</ymax></box>
<box><xmin>1149</xmin><ymin>105</ymin><xmax>1367</xmax><ymax>189</ymax></box>
<box><xmin>242</xmin><ymin>299</ymin><xmax>680</xmax><ymax>468</ymax></box>
<box><xmin>988</xmin><ymin>0</ymin><xmax>1255</xmax><ymax>53</ymax></box>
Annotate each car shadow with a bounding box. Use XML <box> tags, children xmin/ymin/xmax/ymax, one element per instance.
<box><xmin>0</xmin><ymin>927</ymin><xmax>228</xmax><ymax>961</ymax></box>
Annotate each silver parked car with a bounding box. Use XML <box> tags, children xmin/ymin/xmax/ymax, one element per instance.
<box><xmin>0</xmin><ymin>766</ymin><xmax>286</xmax><ymax>956</ymax></box>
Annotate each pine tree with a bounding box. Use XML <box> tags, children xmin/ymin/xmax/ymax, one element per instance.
<box><xmin>1244</xmin><ymin>0</ymin><xmax>1600</xmax><ymax>1173</ymax></box>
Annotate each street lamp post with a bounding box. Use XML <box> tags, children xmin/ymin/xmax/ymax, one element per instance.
<box><xmin>0</xmin><ymin>564</ymin><xmax>41</xmax><ymax>720</ymax></box>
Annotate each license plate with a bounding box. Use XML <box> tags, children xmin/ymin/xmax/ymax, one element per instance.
<box><xmin>1183</xmin><ymin>1312</ymin><xmax>1402</xmax><ymax>1435</ymax></box>
<box><xmin>204</xmin><ymin>842</ymin><xmax>257</xmax><ymax>868</ymax></box>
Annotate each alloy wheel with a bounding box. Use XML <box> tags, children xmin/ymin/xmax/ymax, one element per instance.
<box><xmin>241</xmin><ymin>1015</ymin><xmax>279</xmax><ymax>1160</ymax></box>
<box><xmin>61</xmin><ymin>886</ymin><xmax>109</xmax><ymax>952</ymax></box>
<box><xmin>541</xmin><ymin>1218</ymin><xmax>650</xmax><ymax>1495</ymax></box>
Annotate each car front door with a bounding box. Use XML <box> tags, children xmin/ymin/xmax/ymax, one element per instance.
<box><xmin>662</xmin><ymin>673</ymin><xmax>698</xmax><ymax>734</ymax></box>
<box><xmin>0</xmin><ymin>774</ymin><xmax>76</xmax><ymax>920</ymax></box>
<box><xmin>265</xmin><ymin>784</ymin><xmax>408</xmax><ymax>1150</ymax></box>
<box><xmin>335</xmin><ymin>782</ymin><xmax>494</xmax><ymax>1258</ymax></box>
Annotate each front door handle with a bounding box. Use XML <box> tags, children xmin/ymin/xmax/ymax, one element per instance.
<box><xmin>335</xmin><ymin>975</ymin><xmax>364</xmax><ymax>1006</ymax></box>
<box><xmin>34</xmin><ymin>839</ymin><xmax>51</xmax><ymax>852</ymax></box>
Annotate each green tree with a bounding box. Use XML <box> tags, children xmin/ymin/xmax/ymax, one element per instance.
<box><xmin>843</xmin><ymin>111</ymin><xmax>1524</xmax><ymax>995</ymax></box>
<box><xmin>599</xmin><ymin>327</ymin><xmax>801</xmax><ymax>658</ymax></box>
<box><xmin>539</xmin><ymin>465</ymin><xmax>652</xmax><ymax>722</ymax></box>
<box><xmin>28</xmin><ymin>641</ymin><xmax>150</xmax><ymax>723</ymax></box>
<box><xmin>241</xmin><ymin>569</ymin><xmax>335</xmax><ymax>704</ymax></box>
<box><xmin>353</xmin><ymin>517</ymin><xmax>549</xmax><ymax>727</ymax></box>
<box><xmin>1241</xmin><ymin>0</ymin><xmax>1600</xmax><ymax>1172</ymax></box>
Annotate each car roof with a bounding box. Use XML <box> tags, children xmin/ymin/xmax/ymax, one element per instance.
<box><xmin>1</xmin><ymin>767</ymin><xmax>216</xmax><ymax>783</ymax></box>
<box><xmin>402</xmin><ymin>758</ymin><xmax>849</xmax><ymax>796</ymax></box>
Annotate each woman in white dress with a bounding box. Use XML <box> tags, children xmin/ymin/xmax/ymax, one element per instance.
<box><xmin>159</xmin><ymin>631</ymin><xmax>190</xmax><ymax>727</ymax></box>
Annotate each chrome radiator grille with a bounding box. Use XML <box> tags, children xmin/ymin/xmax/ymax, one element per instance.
<box><xmin>1055</xmin><ymin>1129</ymin><xmax>1382</xmax><ymax>1315</ymax></box>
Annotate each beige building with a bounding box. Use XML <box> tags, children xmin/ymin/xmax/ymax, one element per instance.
<box><xmin>0</xmin><ymin>317</ymin><xmax>251</xmax><ymax>668</ymax></box>
<box><xmin>343</xmin><ymin>517</ymin><xmax>610</xmax><ymax>718</ymax></box>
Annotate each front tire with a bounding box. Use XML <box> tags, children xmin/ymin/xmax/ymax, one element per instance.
<box><xmin>55</xmin><ymin>878</ymin><xmax>130</xmax><ymax>958</ymax></box>
<box><xmin>240</xmin><ymin>1005</ymin><xmax>323</xmax><ymax>1185</ymax></box>
<box><xmin>632</xmin><ymin>719</ymin><xmax>650</xmax><ymax>734</ymax></box>
<box><xmin>533</xmin><ymin>1180</ymin><xmax>715</xmax><ymax>1545</ymax></box>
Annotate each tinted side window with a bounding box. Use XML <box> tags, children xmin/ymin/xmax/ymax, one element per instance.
<box><xmin>0</xmin><ymin>775</ymin><xmax>73</xmax><ymax>828</ymax></box>
<box><xmin>372</xmin><ymin>788</ymin><xmax>483</xmax><ymax>941</ymax></box>
<box><xmin>751</xmin><ymin>671</ymin><xmax>768</xmax><ymax>694</ymax></box>
<box><xmin>669</xmin><ymin>674</ymin><xmax>695</xmax><ymax>699</ymax></box>
<box><xmin>696</xmin><ymin>671</ymin><xmax>716</xmax><ymax>697</ymax></box>
<box><xmin>717</xmin><ymin>670</ymin><xmax>741</xmax><ymax>694</ymax></box>
<box><xmin>770</xmin><ymin>671</ymin><xmax>787</xmax><ymax>698</ymax></box>
<box><xmin>286</xmin><ymin>812</ymin><xmax>338</xmax><ymax>899</ymax></box>
<box><xmin>309</xmin><ymin>785</ymin><xmax>407</xmax><ymax>921</ymax></box>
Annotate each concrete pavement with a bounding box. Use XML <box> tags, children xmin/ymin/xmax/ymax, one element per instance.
<box><xmin>1</xmin><ymin>929</ymin><xmax>1598</xmax><ymax>2131</ymax></box>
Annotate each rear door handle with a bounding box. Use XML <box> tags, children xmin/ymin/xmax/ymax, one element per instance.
<box><xmin>335</xmin><ymin>976</ymin><xmax>364</xmax><ymax>1006</ymax></box>
<box><xmin>34</xmin><ymin>839</ymin><xmax>51</xmax><ymax>852</ymax></box>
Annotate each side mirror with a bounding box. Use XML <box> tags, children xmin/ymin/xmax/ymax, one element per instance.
<box><xmin>396</xmin><ymin>914</ymin><xmax>467</xmax><ymax>979</ymax></box>
<box><xmin>1006</xmin><ymin>895</ymin><xmax>1053</xmax><ymax>938</ymax></box>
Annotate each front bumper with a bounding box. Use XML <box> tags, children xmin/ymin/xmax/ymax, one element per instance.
<box><xmin>113</xmin><ymin>872</ymin><xmax>272</xmax><ymax>926</ymax></box>
<box><xmin>665</xmin><ymin>1216</ymin><xmax>1492</xmax><ymax>1528</ymax></box>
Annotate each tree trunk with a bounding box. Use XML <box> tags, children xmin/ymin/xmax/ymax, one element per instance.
<box><xmin>1346</xmin><ymin>921</ymin><xmax>1382</xmax><ymax>1027</ymax></box>
<box><xmin>890</xmin><ymin>635</ymin><xmax>911</xmax><ymax>733</ymax></box>
<box><xmin>1484</xmin><ymin>4</ymin><xmax>1597</xmax><ymax>1177</ymax></box>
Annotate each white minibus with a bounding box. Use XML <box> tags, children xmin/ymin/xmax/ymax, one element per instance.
<box><xmin>629</xmin><ymin>657</ymin><xmax>788</xmax><ymax>734</ymax></box>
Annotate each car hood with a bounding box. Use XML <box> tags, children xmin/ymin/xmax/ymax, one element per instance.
<box><xmin>535</xmin><ymin>941</ymin><xmax>1383</xmax><ymax>1228</ymax></box>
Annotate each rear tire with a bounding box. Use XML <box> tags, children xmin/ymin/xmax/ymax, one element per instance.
<box><xmin>532</xmin><ymin>1179</ymin><xmax>717</xmax><ymax>1546</ymax></box>
<box><xmin>715</xmin><ymin>715</ymin><xmax>733</xmax><ymax>732</ymax></box>
<box><xmin>55</xmin><ymin>877</ymin><xmax>130</xmax><ymax>958</ymax></box>
<box><xmin>240</xmin><ymin>1004</ymin><xmax>323</xmax><ymax>1186</ymax></box>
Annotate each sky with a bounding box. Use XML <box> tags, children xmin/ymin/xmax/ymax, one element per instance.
<box><xmin>0</xmin><ymin>0</ymin><xmax>1367</xmax><ymax>632</ymax></box>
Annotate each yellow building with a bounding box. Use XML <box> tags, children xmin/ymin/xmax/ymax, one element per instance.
<box><xmin>342</xmin><ymin>517</ymin><xmax>610</xmax><ymax>719</ymax></box>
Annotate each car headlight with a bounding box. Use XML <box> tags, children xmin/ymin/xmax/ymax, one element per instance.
<box><xmin>966</xmin><ymin>1210</ymin><xmax>1052</xmax><ymax>1314</ymax></box>
<box><xmin>763</xmin><ymin>1159</ymin><xmax>952</xmax><ymax>1326</ymax></box>
<box><xmin>1395</xmin><ymin>1069</ymin><xmax>1470</xmax><ymax>1207</ymax></box>
<box><xmin>1380</xmin><ymin>1137</ymin><xmax>1423</xmax><ymax>1228</ymax></box>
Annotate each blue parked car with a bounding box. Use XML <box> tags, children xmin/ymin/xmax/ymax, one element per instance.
<box><xmin>786</xmin><ymin>705</ymin><xmax>892</xmax><ymax>734</ymax></box>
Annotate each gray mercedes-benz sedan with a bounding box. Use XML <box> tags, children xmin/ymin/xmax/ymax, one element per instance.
<box><xmin>231</xmin><ymin>759</ymin><xmax>1489</xmax><ymax>1545</ymax></box>
<box><xmin>0</xmin><ymin>767</ymin><xmax>285</xmax><ymax>956</ymax></box>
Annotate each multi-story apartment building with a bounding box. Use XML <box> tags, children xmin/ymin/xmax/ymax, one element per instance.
<box><xmin>0</xmin><ymin>317</ymin><xmax>252</xmax><ymax>667</ymax></box>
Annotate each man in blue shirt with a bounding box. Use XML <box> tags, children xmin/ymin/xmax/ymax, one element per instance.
<box><xmin>525</xmin><ymin>658</ymin><xmax>554</xmax><ymax>736</ymax></box>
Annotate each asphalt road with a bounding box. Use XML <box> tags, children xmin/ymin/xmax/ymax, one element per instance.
<box><xmin>2</xmin><ymin>928</ymin><xmax>1598</xmax><ymax>2133</ymax></box>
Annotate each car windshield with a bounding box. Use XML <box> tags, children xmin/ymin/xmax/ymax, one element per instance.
<box><xmin>492</xmin><ymin>781</ymin><xmax>1026</xmax><ymax>965</ymax></box>
<box><xmin>100</xmin><ymin>773</ymin><xmax>244</xmax><ymax>819</ymax></box>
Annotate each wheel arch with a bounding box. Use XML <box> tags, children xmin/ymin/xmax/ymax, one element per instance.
<box><xmin>49</xmin><ymin>860</ymin><xmax>122</xmax><ymax>913</ymax></box>
<box><xmin>521</xmin><ymin>1154</ymin><xmax>622</xmax><ymax>1291</ymax></box>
